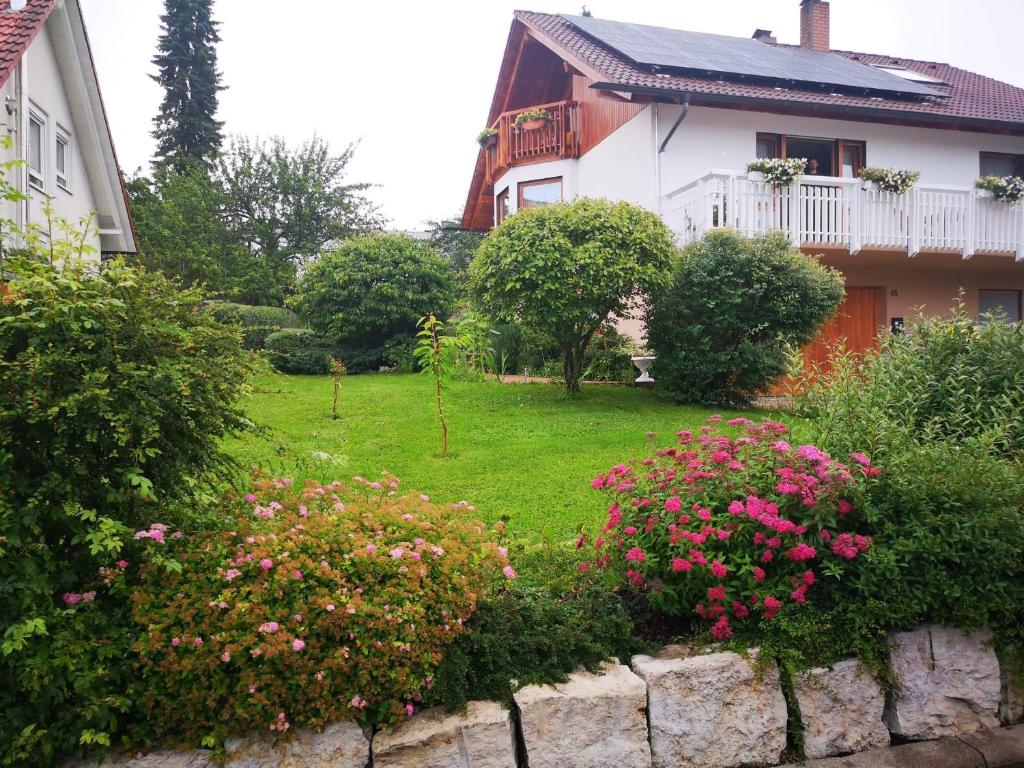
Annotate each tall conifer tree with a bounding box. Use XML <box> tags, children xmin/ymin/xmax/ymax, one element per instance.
<box><xmin>151</xmin><ymin>0</ymin><xmax>224</xmax><ymax>172</ymax></box>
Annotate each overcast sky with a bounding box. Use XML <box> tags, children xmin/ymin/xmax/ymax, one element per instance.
<box><xmin>79</xmin><ymin>0</ymin><xmax>1024</xmax><ymax>230</ymax></box>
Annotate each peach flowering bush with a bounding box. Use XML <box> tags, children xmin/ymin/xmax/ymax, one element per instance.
<box><xmin>583</xmin><ymin>417</ymin><xmax>879</xmax><ymax>640</ymax></box>
<box><xmin>130</xmin><ymin>475</ymin><xmax>510</xmax><ymax>745</ymax></box>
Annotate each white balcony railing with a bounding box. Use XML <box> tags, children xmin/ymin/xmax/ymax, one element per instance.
<box><xmin>662</xmin><ymin>170</ymin><xmax>1024</xmax><ymax>260</ymax></box>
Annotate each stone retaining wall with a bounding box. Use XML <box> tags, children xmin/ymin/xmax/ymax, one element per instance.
<box><xmin>71</xmin><ymin>625</ymin><xmax>1024</xmax><ymax>768</ymax></box>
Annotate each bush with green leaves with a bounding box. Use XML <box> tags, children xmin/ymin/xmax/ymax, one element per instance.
<box><xmin>207</xmin><ymin>302</ymin><xmax>300</xmax><ymax>350</ymax></box>
<box><xmin>646</xmin><ymin>229</ymin><xmax>844</xmax><ymax>407</ymax></box>
<box><xmin>129</xmin><ymin>476</ymin><xmax>509</xmax><ymax>745</ymax></box>
<box><xmin>265</xmin><ymin>329</ymin><xmax>341</xmax><ymax>375</ymax></box>
<box><xmin>0</xmin><ymin>256</ymin><xmax>252</xmax><ymax>762</ymax></box>
<box><xmin>427</xmin><ymin>541</ymin><xmax>649</xmax><ymax>712</ymax></box>
<box><xmin>295</xmin><ymin>233</ymin><xmax>455</xmax><ymax>357</ymax></box>
<box><xmin>471</xmin><ymin>198</ymin><xmax>674</xmax><ymax>392</ymax></box>
<box><xmin>797</xmin><ymin>306</ymin><xmax>1024</xmax><ymax>660</ymax></box>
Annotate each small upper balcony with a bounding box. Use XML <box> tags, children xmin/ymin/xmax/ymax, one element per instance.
<box><xmin>663</xmin><ymin>170</ymin><xmax>1024</xmax><ymax>261</ymax></box>
<box><xmin>482</xmin><ymin>99</ymin><xmax>581</xmax><ymax>182</ymax></box>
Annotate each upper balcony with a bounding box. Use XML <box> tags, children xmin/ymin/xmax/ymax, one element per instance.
<box><xmin>483</xmin><ymin>99</ymin><xmax>581</xmax><ymax>183</ymax></box>
<box><xmin>663</xmin><ymin>170</ymin><xmax>1024</xmax><ymax>261</ymax></box>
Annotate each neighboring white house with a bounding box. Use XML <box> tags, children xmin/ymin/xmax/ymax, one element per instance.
<box><xmin>462</xmin><ymin>1</ymin><xmax>1024</xmax><ymax>363</ymax></box>
<box><xmin>0</xmin><ymin>0</ymin><xmax>135</xmax><ymax>258</ymax></box>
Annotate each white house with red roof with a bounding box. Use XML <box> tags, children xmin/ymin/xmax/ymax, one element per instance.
<box><xmin>0</xmin><ymin>0</ymin><xmax>135</xmax><ymax>257</ymax></box>
<box><xmin>462</xmin><ymin>1</ymin><xmax>1024</xmax><ymax>365</ymax></box>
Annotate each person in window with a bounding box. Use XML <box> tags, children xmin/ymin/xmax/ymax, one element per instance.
<box><xmin>806</xmin><ymin>158</ymin><xmax>820</xmax><ymax>176</ymax></box>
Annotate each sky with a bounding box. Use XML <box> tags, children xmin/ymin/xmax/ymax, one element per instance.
<box><xmin>79</xmin><ymin>0</ymin><xmax>1024</xmax><ymax>230</ymax></box>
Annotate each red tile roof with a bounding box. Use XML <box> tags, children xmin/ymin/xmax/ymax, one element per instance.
<box><xmin>517</xmin><ymin>11</ymin><xmax>1024</xmax><ymax>132</ymax></box>
<box><xmin>0</xmin><ymin>0</ymin><xmax>57</xmax><ymax>87</ymax></box>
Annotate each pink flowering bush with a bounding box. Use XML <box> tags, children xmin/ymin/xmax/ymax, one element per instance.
<box><xmin>130</xmin><ymin>475</ymin><xmax>509</xmax><ymax>745</ymax></box>
<box><xmin>583</xmin><ymin>417</ymin><xmax>878</xmax><ymax>639</ymax></box>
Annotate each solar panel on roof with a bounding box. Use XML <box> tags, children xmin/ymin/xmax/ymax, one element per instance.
<box><xmin>561</xmin><ymin>14</ymin><xmax>943</xmax><ymax>99</ymax></box>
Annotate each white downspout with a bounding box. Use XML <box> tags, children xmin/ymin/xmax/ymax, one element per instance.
<box><xmin>653</xmin><ymin>103</ymin><xmax>661</xmax><ymax>215</ymax></box>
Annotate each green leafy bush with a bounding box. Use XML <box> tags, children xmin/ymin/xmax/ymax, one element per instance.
<box><xmin>646</xmin><ymin>229</ymin><xmax>844</xmax><ymax>406</ymax></box>
<box><xmin>471</xmin><ymin>198</ymin><xmax>674</xmax><ymax>392</ymax></box>
<box><xmin>583</xmin><ymin>326</ymin><xmax>638</xmax><ymax>382</ymax></box>
<box><xmin>0</xmin><ymin>256</ymin><xmax>251</xmax><ymax>762</ymax></box>
<box><xmin>428</xmin><ymin>542</ymin><xmax>649</xmax><ymax>711</ymax></box>
<box><xmin>265</xmin><ymin>329</ymin><xmax>413</xmax><ymax>375</ymax></box>
<box><xmin>265</xmin><ymin>329</ymin><xmax>342</xmax><ymax>375</ymax></box>
<box><xmin>130</xmin><ymin>476</ymin><xmax>510</xmax><ymax>744</ymax></box>
<box><xmin>798</xmin><ymin>307</ymin><xmax>1024</xmax><ymax>656</ymax></box>
<box><xmin>585</xmin><ymin>417</ymin><xmax>876</xmax><ymax>640</ymax></box>
<box><xmin>207</xmin><ymin>302</ymin><xmax>300</xmax><ymax>350</ymax></box>
<box><xmin>295</xmin><ymin>233</ymin><xmax>455</xmax><ymax>356</ymax></box>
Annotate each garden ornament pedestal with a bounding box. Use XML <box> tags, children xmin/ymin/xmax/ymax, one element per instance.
<box><xmin>631</xmin><ymin>355</ymin><xmax>655</xmax><ymax>385</ymax></box>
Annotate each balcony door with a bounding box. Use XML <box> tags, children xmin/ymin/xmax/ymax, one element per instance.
<box><xmin>756</xmin><ymin>133</ymin><xmax>865</xmax><ymax>178</ymax></box>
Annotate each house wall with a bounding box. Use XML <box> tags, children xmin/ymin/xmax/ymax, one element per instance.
<box><xmin>493</xmin><ymin>158</ymin><xmax>579</xmax><ymax>219</ymax></box>
<box><xmin>23</xmin><ymin>24</ymin><xmax>101</xmax><ymax>255</ymax></box>
<box><xmin>816</xmin><ymin>249</ymin><xmax>1024</xmax><ymax>325</ymax></box>
<box><xmin>0</xmin><ymin>23</ymin><xmax>102</xmax><ymax>258</ymax></box>
<box><xmin>655</xmin><ymin>104</ymin><xmax>1024</xmax><ymax>196</ymax></box>
<box><xmin>492</xmin><ymin>101</ymin><xmax>1024</xmax><ymax>344</ymax></box>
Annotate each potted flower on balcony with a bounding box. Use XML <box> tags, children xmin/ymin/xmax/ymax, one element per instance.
<box><xmin>513</xmin><ymin>108</ymin><xmax>553</xmax><ymax>132</ymax></box>
<box><xmin>476</xmin><ymin>128</ymin><xmax>498</xmax><ymax>150</ymax></box>
<box><xmin>975</xmin><ymin>175</ymin><xmax>1024</xmax><ymax>203</ymax></box>
<box><xmin>859</xmin><ymin>167</ymin><xmax>920</xmax><ymax>194</ymax></box>
<box><xmin>746</xmin><ymin>157</ymin><xmax>807</xmax><ymax>187</ymax></box>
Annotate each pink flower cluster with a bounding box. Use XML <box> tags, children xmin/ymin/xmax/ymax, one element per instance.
<box><xmin>586</xmin><ymin>417</ymin><xmax>879</xmax><ymax>638</ymax></box>
<box><xmin>134</xmin><ymin>522</ymin><xmax>169</xmax><ymax>544</ymax></box>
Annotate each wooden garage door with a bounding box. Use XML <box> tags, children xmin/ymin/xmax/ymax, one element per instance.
<box><xmin>772</xmin><ymin>287</ymin><xmax>884</xmax><ymax>394</ymax></box>
<box><xmin>801</xmin><ymin>286</ymin><xmax>884</xmax><ymax>377</ymax></box>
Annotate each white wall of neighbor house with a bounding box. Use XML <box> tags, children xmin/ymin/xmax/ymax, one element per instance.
<box><xmin>22</xmin><ymin>23</ymin><xmax>101</xmax><ymax>255</ymax></box>
<box><xmin>655</xmin><ymin>104</ymin><xmax>1024</xmax><ymax>194</ymax></box>
<box><xmin>576</xmin><ymin>106</ymin><xmax>657</xmax><ymax>210</ymax></box>
<box><xmin>493</xmin><ymin>158</ymin><xmax>578</xmax><ymax>221</ymax></box>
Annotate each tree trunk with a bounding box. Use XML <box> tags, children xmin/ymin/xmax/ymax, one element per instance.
<box><xmin>563</xmin><ymin>345</ymin><xmax>583</xmax><ymax>394</ymax></box>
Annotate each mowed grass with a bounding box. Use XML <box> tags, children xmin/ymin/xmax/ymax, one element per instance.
<box><xmin>224</xmin><ymin>373</ymin><xmax>769</xmax><ymax>540</ymax></box>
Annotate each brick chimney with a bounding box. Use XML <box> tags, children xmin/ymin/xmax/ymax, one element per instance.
<box><xmin>800</xmin><ymin>0</ymin><xmax>830</xmax><ymax>52</ymax></box>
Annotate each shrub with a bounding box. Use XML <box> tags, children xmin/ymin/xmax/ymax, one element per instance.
<box><xmin>646</xmin><ymin>230</ymin><xmax>844</xmax><ymax>407</ymax></box>
<box><xmin>583</xmin><ymin>417</ymin><xmax>877</xmax><ymax>641</ymax></box>
<box><xmin>428</xmin><ymin>542</ymin><xmax>649</xmax><ymax>711</ymax></box>
<box><xmin>207</xmin><ymin>302</ymin><xmax>300</xmax><ymax>350</ymax></box>
<box><xmin>471</xmin><ymin>198</ymin><xmax>674</xmax><ymax>392</ymax></box>
<box><xmin>583</xmin><ymin>326</ymin><xmax>638</xmax><ymax>382</ymax></box>
<box><xmin>800</xmin><ymin>303</ymin><xmax>1024</xmax><ymax>456</ymax></box>
<box><xmin>130</xmin><ymin>476</ymin><xmax>510</xmax><ymax>745</ymax></box>
<box><xmin>0</xmin><ymin>256</ymin><xmax>251</xmax><ymax>761</ymax></box>
<box><xmin>265</xmin><ymin>329</ymin><xmax>342</xmax><ymax>375</ymax></box>
<box><xmin>797</xmin><ymin>307</ymin><xmax>1024</xmax><ymax>654</ymax></box>
<box><xmin>295</xmin><ymin>233</ymin><xmax>455</xmax><ymax>354</ymax></box>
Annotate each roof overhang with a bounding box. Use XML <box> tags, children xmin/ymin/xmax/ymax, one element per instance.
<box><xmin>588</xmin><ymin>81</ymin><xmax>1024</xmax><ymax>136</ymax></box>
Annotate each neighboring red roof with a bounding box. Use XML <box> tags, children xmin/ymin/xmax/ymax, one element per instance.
<box><xmin>517</xmin><ymin>10</ymin><xmax>1024</xmax><ymax>132</ymax></box>
<box><xmin>0</xmin><ymin>0</ymin><xmax>57</xmax><ymax>86</ymax></box>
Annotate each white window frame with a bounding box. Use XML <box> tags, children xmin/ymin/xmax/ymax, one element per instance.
<box><xmin>55</xmin><ymin>125</ymin><xmax>70</xmax><ymax>192</ymax></box>
<box><xmin>27</xmin><ymin>107</ymin><xmax>45</xmax><ymax>192</ymax></box>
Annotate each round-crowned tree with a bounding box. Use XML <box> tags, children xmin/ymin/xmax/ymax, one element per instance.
<box><xmin>295</xmin><ymin>234</ymin><xmax>455</xmax><ymax>364</ymax></box>
<box><xmin>646</xmin><ymin>229</ymin><xmax>844</xmax><ymax>407</ymax></box>
<box><xmin>470</xmin><ymin>198</ymin><xmax>675</xmax><ymax>392</ymax></box>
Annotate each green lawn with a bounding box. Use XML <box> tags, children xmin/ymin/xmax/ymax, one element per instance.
<box><xmin>224</xmin><ymin>373</ymin><xmax>768</xmax><ymax>540</ymax></box>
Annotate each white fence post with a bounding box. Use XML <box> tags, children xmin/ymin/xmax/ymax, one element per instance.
<box><xmin>909</xmin><ymin>186</ymin><xmax>921</xmax><ymax>257</ymax></box>
<box><xmin>788</xmin><ymin>181</ymin><xmax>801</xmax><ymax>247</ymax></box>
